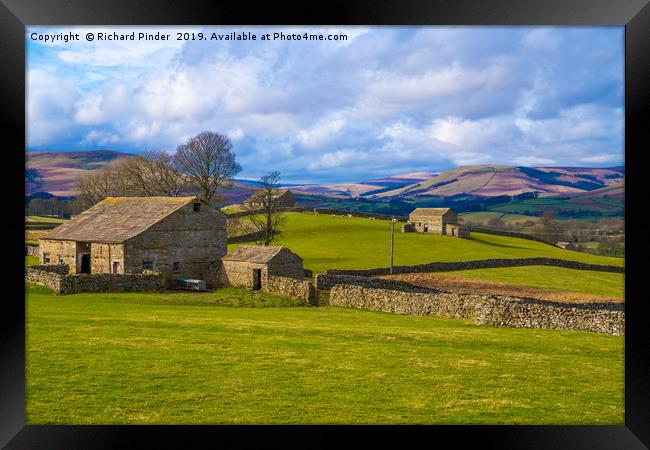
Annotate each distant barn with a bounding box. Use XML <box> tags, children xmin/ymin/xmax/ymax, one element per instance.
<box><xmin>244</xmin><ymin>189</ymin><xmax>295</xmax><ymax>208</ymax></box>
<box><xmin>404</xmin><ymin>207</ymin><xmax>470</xmax><ymax>238</ymax></box>
<box><xmin>38</xmin><ymin>197</ymin><xmax>227</xmax><ymax>286</ymax></box>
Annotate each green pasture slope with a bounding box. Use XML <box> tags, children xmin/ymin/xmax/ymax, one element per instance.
<box><xmin>231</xmin><ymin>212</ymin><xmax>623</xmax><ymax>273</ymax></box>
<box><xmin>231</xmin><ymin>212</ymin><xmax>623</xmax><ymax>295</ymax></box>
<box><xmin>25</xmin><ymin>215</ymin><xmax>66</xmax><ymax>223</ymax></box>
<box><xmin>26</xmin><ymin>284</ymin><xmax>623</xmax><ymax>424</ymax></box>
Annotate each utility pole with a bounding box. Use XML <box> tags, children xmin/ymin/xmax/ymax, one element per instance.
<box><xmin>390</xmin><ymin>218</ymin><xmax>397</xmax><ymax>274</ymax></box>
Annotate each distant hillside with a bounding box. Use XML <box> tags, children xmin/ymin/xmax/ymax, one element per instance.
<box><xmin>288</xmin><ymin>172</ymin><xmax>436</xmax><ymax>198</ymax></box>
<box><xmin>368</xmin><ymin>165</ymin><xmax>624</xmax><ymax>199</ymax></box>
<box><xmin>25</xmin><ymin>151</ymin><xmax>624</xmax><ymax>220</ymax></box>
<box><xmin>26</xmin><ymin>150</ymin><xmax>133</xmax><ymax>196</ymax></box>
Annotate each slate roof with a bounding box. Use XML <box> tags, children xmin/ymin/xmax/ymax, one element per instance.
<box><xmin>409</xmin><ymin>207</ymin><xmax>453</xmax><ymax>218</ymax></box>
<box><xmin>42</xmin><ymin>197</ymin><xmax>197</xmax><ymax>243</ymax></box>
<box><xmin>222</xmin><ymin>245</ymin><xmax>298</xmax><ymax>264</ymax></box>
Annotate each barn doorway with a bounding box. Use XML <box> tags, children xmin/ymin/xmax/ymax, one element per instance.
<box><xmin>80</xmin><ymin>254</ymin><xmax>91</xmax><ymax>274</ymax></box>
<box><xmin>252</xmin><ymin>269</ymin><xmax>262</xmax><ymax>290</ymax></box>
<box><xmin>423</xmin><ymin>224</ymin><xmax>429</xmax><ymax>233</ymax></box>
<box><xmin>112</xmin><ymin>261</ymin><xmax>120</xmax><ymax>274</ymax></box>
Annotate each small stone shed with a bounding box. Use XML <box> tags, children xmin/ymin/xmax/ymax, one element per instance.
<box><xmin>244</xmin><ymin>189</ymin><xmax>295</xmax><ymax>208</ymax></box>
<box><xmin>403</xmin><ymin>207</ymin><xmax>469</xmax><ymax>238</ymax></box>
<box><xmin>38</xmin><ymin>196</ymin><xmax>227</xmax><ymax>286</ymax></box>
<box><xmin>221</xmin><ymin>245</ymin><xmax>305</xmax><ymax>290</ymax></box>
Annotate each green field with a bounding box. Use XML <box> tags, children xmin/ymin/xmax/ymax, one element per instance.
<box><xmin>231</xmin><ymin>212</ymin><xmax>623</xmax><ymax>275</ymax></box>
<box><xmin>433</xmin><ymin>266</ymin><xmax>624</xmax><ymax>299</ymax></box>
<box><xmin>26</xmin><ymin>215</ymin><xmax>66</xmax><ymax>223</ymax></box>
<box><xmin>489</xmin><ymin>197</ymin><xmax>623</xmax><ymax>218</ymax></box>
<box><xmin>26</xmin><ymin>284</ymin><xmax>623</xmax><ymax>424</ymax></box>
<box><xmin>459</xmin><ymin>211</ymin><xmax>541</xmax><ymax>225</ymax></box>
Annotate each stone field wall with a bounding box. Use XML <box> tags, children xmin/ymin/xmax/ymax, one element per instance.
<box><xmin>328</xmin><ymin>283</ymin><xmax>624</xmax><ymax>335</ymax></box>
<box><xmin>324</xmin><ymin>257</ymin><xmax>624</xmax><ymax>277</ymax></box>
<box><xmin>265</xmin><ymin>275</ymin><xmax>316</xmax><ymax>305</ymax></box>
<box><xmin>26</xmin><ymin>266</ymin><xmax>164</xmax><ymax>295</ymax></box>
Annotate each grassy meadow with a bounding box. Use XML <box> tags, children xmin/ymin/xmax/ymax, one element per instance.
<box><xmin>26</xmin><ymin>215</ymin><xmax>66</xmax><ymax>223</ymax></box>
<box><xmin>26</xmin><ymin>284</ymin><xmax>623</xmax><ymax>424</ymax></box>
<box><xmin>25</xmin><ymin>210</ymin><xmax>625</xmax><ymax>424</ymax></box>
<box><xmin>231</xmin><ymin>212</ymin><xmax>623</xmax><ymax>274</ymax></box>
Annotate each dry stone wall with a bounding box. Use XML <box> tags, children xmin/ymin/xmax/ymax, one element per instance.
<box><xmin>328</xmin><ymin>283</ymin><xmax>624</xmax><ymax>335</ymax></box>
<box><xmin>265</xmin><ymin>275</ymin><xmax>315</xmax><ymax>305</ymax></box>
<box><xmin>315</xmin><ymin>273</ymin><xmax>440</xmax><ymax>292</ymax></box>
<box><xmin>325</xmin><ymin>257</ymin><xmax>624</xmax><ymax>277</ymax></box>
<box><xmin>26</xmin><ymin>266</ymin><xmax>164</xmax><ymax>294</ymax></box>
<box><xmin>466</xmin><ymin>225</ymin><xmax>560</xmax><ymax>246</ymax></box>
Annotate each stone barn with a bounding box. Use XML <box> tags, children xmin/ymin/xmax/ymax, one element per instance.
<box><xmin>38</xmin><ymin>197</ymin><xmax>227</xmax><ymax>286</ymax></box>
<box><xmin>221</xmin><ymin>245</ymin><xmax>305</xmax><ymax>290</ymax></box>
<box><xmin>244</xmin><ymin>189</ymin><xmax>295</xmax><ymax>208</ymax></box>
<box><xmin>404</xmin><ymin>207</ymin><xmax>470</xmax><ymax>238</ymax></box>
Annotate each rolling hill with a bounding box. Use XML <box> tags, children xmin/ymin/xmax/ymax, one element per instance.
<box><xmin>27</xmin><ymin>150</ymin><xmax>133</xmax><ymax>196</ymax></box>
<box><xmin>25</xmin><ymin>151</ymin><xmax>624</xmax><ymax>219</ymax></box>
<box><xmin>367</xmin><ymin>165</ymin><xmax>624</xmax><ymax>200</ymax></box>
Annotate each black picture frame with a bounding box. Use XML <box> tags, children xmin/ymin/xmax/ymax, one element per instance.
<box><xmin>2</xmin><ymin>1</ymin><xmax>648</xmax><ymax>448</ymax></box>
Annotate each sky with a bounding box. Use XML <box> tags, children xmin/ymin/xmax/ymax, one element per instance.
<box><xmin>26</xmin><ymin>26</ymin><xmax>624</xmax><ymax>184</ymax></box>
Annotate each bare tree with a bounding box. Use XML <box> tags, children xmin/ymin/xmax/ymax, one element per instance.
<box><xmin>244</xmin><ymin>171</ymin><xmax>287</xmax><ymax>246</ymax></box>
<box><xmin>74</xmin><ymin>165</ymin><xmax>121</xmax><ymax>207</ymax></box>
<box><xmin>74</xmin><ymin>151</ymin><xmax>189</xmax><ymax>209</ymax></box>
<box><xmin>173</xmin><ymin>131</ymin><xmax>242</xmax><ymax>206</ymax></box>
<box><xmin>113</xmin><ymin>150</ymin><xmax>187</xmax><ymax>197</ymax></box>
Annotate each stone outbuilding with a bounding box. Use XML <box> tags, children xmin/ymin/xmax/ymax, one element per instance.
<box><xmin>221</xmin><ymin>245</ymin><xmax>305</xmax><ymax>290</ymax></box>
<box><xmin>244</xmin><ymin>189</ymin><xmax>295</xmax><ymax>208</ymax></box>
<box><xmin>38</xmin><ymin>196</ymin><xmax>227</xmax><ymax>286</ymax></box>
<box><xmin>403</xmin><ymin>207</ymin><xmax>469</xmax><ymax>238</ymax></box>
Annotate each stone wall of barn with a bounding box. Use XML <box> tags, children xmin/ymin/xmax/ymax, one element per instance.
<box><xmin>25</xmin><ymin>244</ymin><xmax>39</xmax><ymax>256</ymax></box>
<box><xmin>268</xmin><ymin>249</ymin><xmax>306</xmax><ymax>280</ymax></box>
<box><xmin>38</xmin><ymin>239</ymin><xmax>78</xmax><ymax>272</ymax></box>
<box><xmin>409</xmin><ymin>211</ymin><xmax>458</xmax><ymax>235</ymax></box>
<box><xmin>328</xmin><ymin>283</ymin><xmax>624</xmax><ymax>335</ymax></box>
<box><xmin>124</xmin><ymin>202</ymin><xmax>227</xmax><ymax>286</ymax></box>
<box><xmin>412</xmin><ymin>216</ymin><xmax>444</xmax><ymax>234</ymax></box>
<box><xmin>221</xmin><ymin>260</ymin><xmax>269</xmax><ymax>289</ymax></box>
<box><xmin>90</xmin><ymin>243</ymin><xmax>125</xmax><ymax>274</ymax></box>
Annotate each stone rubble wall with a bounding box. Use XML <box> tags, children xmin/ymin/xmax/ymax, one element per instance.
<box><xmin>25</xmin><ymin>266</ymin><xmax>164</xmax><ymax>295</ymax></box>
<box><xmin>264</xmin><ymin>275</ymin><xmax>316</xmax><ymax>305</ymax></box>
<box><xmin>324</xmin><ymin>257</ymin><xmax>624</xmax><ymax>277</ymax></box>
<box><xmin>328</xmin><ymin>283</ymin><xmax>624</xmax><ymax>335</ymax></box>
<box><xmin>25</xmin><ymin>265</ymin><xmax>69</xmax><ymax>292</ymax></box>
<box><xmin>466</xmin><ymin>225</ymin><xmax>560</xmax><ymax>246</ymax></box>
<box><xmin>226</xmin><ymin>207</ymin><xmax>305</xmax><ymax>218</ymax></box>
<box><xmin>315</xmin><ymin>273</ymin><xmax>441</xmax><ymax>293</ymax></box>
<box><xmin>313</xmin><ymin>208</ymin><xmax>408</xmax><ymax>221</ymax></box>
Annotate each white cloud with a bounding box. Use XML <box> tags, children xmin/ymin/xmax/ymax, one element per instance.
<box><xmin>580</xmin><ymin>154</ymin><xmax>619</xmax><ymax>163</ymax></box>
<box><xmin>513</xmin><ymin>156</ymin><xmax>556</xmax><ymax>166</ymax></box>
<box><xmin>26</xmin><ymin>26</ymin><xmax>624</xmax><ymax>180</ymax></box>
<box><xmin>523</xmin><ymin>28</ymin><xmax>561</xmax><ymax>51</ymax></box>
<box><xmin>297</xmin><ymin>117</ymin><xmax>346</xmax><ymax>149</ymax></box>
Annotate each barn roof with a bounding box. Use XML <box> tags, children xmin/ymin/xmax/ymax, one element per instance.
<box><xmin>222</xmin><ymin>245</ymin><xmax>299</xmax><ymax>264</ymax></box>
<box><xmin>42</xmin><ymin>197</ymin><xmax>198</xmax><ymax>243</ymax></box>
<box><xmin>409</xmin><ymin>207</ymin><xmax>453</xmax><ymax>217</ymax></box>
